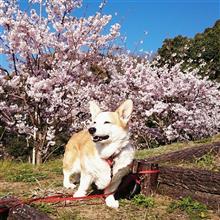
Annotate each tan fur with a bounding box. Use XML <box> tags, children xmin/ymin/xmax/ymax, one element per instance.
<box><xmin>108</xmin><ymin>112</ymin><xmax>128</xmax><ymax>129</ymax></box>
<box><xmin>63</xmin><ymin>99</ymin><xmax>134</xmax><ymax>208</ymax></box>
<box><xmin>63</xmin><ymin>112</ymin><xmax>126</xmax><ymax>171</ymax></box>
<box><xmin>63</xmin><ymin>130</ymin><xmax>96</xmax><ymax>171</ymax></box>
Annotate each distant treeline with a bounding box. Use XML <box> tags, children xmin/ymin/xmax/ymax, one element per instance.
<box><xmin>155</xmin><ymin>20</ymin><xmax>220</xmax><ymax>82</ymax></box>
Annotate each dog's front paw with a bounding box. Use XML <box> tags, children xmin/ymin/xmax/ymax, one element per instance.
<box><xmin>63</xmin><ymin>182</ymin><xmax>76</xmax><ymax>189</ymax></box>
<box><xmin>105</xmin><ymin>195</ymin><xmax>119</xmax><ymax>209</ymax></box>
<box><xmin>73</xmin><ymin>190</ymin><xmax>86</xmax><ymax>198</ymax></box>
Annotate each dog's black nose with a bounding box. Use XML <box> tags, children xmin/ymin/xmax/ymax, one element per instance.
<box><xmin>88</xmin><ymin>127</ymin><xmax>96</xmax><ymax>135</ymax></box>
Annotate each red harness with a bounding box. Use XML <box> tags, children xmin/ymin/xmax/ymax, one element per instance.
<box><xmin>105</xmin><ymin>156</ymin><xmax>116</xmax><ymax>179</ymax></box>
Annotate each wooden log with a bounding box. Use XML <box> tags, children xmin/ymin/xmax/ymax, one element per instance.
<box><xmin>7</xmin><ymin>204</ymin><xmax>52</xmax><ymax>220</ymax></box>
<box><xmin>157</xmin><ymin>165</ymin><xmax>220</xmax><ymax>209</ymax></box>
<box><xmin>132</xmin><ymin>160</ymin><xmax>159</xmax><ymax>195</ymax></box>
<box><xmin>0</xmin><ymin>197</ymin><xmax>19</xmax><ymax>220</ymax></box>
<box><xmin>0</xmin><ymin>197</ymin><xmax>51</xmax><ymax>220</ymax></box>
<box><xmin>0</xmin><ymin>209</ymin><xmax>8</xmax><ymax>220</ymax></box>
<box><xmin>145</xmin><ymin>142</ymin><xmax>220</xmax><ymax>164</ymax></box>
<box><xmin>158</xmin><ymin>185</ymin><xmax>220</xmax><ymax>210</ymax></box>
<box><xmin>158</xmin><ymin>165</ymin><xmax>220</xmax><ymax>194</ymax></box>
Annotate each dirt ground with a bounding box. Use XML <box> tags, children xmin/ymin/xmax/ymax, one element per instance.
<box><xmin>1</xmin><ymin>135</ymin><xmax>220</xmax><ymax>220</ymax></box>
<box><xmin>0</xmin><ymin>177</ymin><xmax>220</xmax><ymax>220</ymax></box>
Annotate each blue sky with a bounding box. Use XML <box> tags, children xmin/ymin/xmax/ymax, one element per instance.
<box><xmin>0</xmin><ymin>0</ymin><xmax>219</xmax><ymax>69</ymax></box>
<box><xmin>81</xmin><ymin>0</ymin><xmax>220</xmax><ymax>53</ymax></box>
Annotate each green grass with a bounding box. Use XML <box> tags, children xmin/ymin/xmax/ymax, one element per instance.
<box><xmin>39</xmin><ymin>159</ymin><xmax>63</xmax><ymax>174</ymax></box>
<box><xmin>135</xmin><ymin>141</ymin><xmax>189</xmax><ymax>159</ymax></box>
<box><xmin>135</xmin><ymin>133</ymin><xmax>220</xmax><ymax>160</ymax></box>
<box><xmin>131</xmin><ymin>194</ymin><xmax>155</xmax><ymax>208</ymax></box>
<box><xmin>195</xmin><ymin>152</ymin><xmax>215</xmax><ymax>168</ymax></box>
<box><xmin>6</xmin><ymin>169</ymin><xmax>47</xmax><ymax>182</ymax></box>
<box><xmin>167</xmin><ymin>197</ymin><xmax>208</xmax><ymax>219</ymax></box>
<box><xmin>119</xmin><ymin>194</ymin><xmax>155</xmax><ymax>209</ymax></box>
<box><xmin>177</xmin><ymin>152</ymin><xmax>220</xmax><ymax>172</ymax></box>
<box><xmin>0</xmin><ymin>159</ymin><xmax>62</xmax><ymax>182</ymax></box>
<box><xmin>31</xmin><ymin>203</ymin><xmax>55</xmax><ymax>214</ymax></box>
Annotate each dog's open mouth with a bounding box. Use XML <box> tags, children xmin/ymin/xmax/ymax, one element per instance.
<box><xmin>93</xmin><ymin>135</ymin><xmax>109</xmax><ymax>142</ymax></box>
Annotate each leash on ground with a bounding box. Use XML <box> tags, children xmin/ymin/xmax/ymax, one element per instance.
<box><xmin>0</xmin><ymin>168</ymin><xmax>160</xmax><ymax>215</ymax></box>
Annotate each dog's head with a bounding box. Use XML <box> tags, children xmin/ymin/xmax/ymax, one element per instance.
<box><xmin>88</xmin><ymin>100</ymin><xmax>133</xmax><ymax>143</ymax></box>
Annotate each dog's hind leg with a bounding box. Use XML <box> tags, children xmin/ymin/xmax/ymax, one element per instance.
<box><xmin>63</xmin><ymin>156</ymin><xmax>80</xmax><ymax>189</ymax></box>
<box><xmin>63</xmin><ymin>169</ymin><xmax>77</xmax><ymax>189</ymax></box>
<box><xmin>63</xmin><ymin>141</ymin><xmax>81</xmax><ymax>189</ymax></box>
<box><xmin>73</xmin><ymin>172</ymin><xmax>93</xmax><ymax>197</ymax></box>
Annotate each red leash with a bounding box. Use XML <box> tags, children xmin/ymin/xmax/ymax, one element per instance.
<box><xmin>0</xmin><ymin>169</ymin><xmax>160</xmax><ymax>215</ymax></box>
<box><xmin>29</xmin><ymin>169</ymin><xmax>160</xmax><ymax>204</ymax></box>
<box><xmin>27</xmin><ymin>192</ymin><xmax>113</xmax><ymax>204</ymax></box>
<box><xmin>138</xmin><ymin>170</ymin><xmax>160</xmax><ymax>174</ymax></box>
<box><xmin>0</xmin><ymin>193</ymin><xmax>112</xmax><ymax>215</ymax></box>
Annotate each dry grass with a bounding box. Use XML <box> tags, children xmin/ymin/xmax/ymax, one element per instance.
<box><xmin>135</xmin><ymin>133</ymin><xmax>220</xmax><ymax>160</ymax></box>
<box><xmin>1</xmin><ymin>135</ymin><xmax>220</xmax><ymax>219</ymax></box>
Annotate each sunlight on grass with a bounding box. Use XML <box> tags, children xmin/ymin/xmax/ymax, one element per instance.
<box><xmin>131</xmin><ymin>194</ymin><xmax>155</xmax><ymax>208</ymax></box>
<box><xmin>0</xmin><ymin>159</ymin><xmax>63</xmax><ymax>182</ymax></box>
<box><xmin>0</xmin><ymin>135</ymin><xmax>219</xmax><ymax>219</ymax></box>
<box><xmin>135</xmin><ymin>133</ymin><xmax>220</xmax><ymax>160</ymax></box>
<box><xmin>167</xmin><ymin>197</ymin><xmax>208</xmax><ymax>219</ymax></box>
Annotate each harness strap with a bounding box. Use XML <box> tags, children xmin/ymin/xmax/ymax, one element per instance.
<box><xmin>106</xmin><ymin>157</ymin><xmax>114</xmax><ymax>179</ymax></box>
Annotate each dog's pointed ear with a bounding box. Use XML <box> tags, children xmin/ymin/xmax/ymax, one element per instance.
<box><xmin>116</xmin><ymin>99</ymin><xmax>133</xmax><ymax>125</ymax></box>
<box><xmin>89</xmin><ymin>101</ymin><xmax>101</xmax><ymax>121</ymax></box>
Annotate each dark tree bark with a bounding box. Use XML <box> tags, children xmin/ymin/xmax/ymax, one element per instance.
<box><xmin>158</xmin><ymin>185</ymin><xmax>220</xmax><ymax>210</ymax></box>
<box><xmin>157</xmin><ymin>165</ymin><xmax>220</xmax><ymax>209</ymax></box>
<box><xmin>0</xmin><ymin>197</ymin><xmax>51</xmax><ymax>220</ymax></box>
<box><xmin>7</xmin><ymin>204</ymin><xmax>52</xmax><ymax>220</ymax></box>
<box><xmin>159</xmin><ymin>165</ymin><xmax>220</xmax><ymax>194</ymax></box>
<box><xmin>132</xmin><ymin>160</ymin><xmax>159</xmax><ymax>195</ymax></box>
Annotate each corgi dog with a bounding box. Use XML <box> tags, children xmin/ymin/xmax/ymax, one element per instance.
<box><xmin>63</xmin><ymin>99</ymin><xmax>134</xmax><ymax>208</ymax></box>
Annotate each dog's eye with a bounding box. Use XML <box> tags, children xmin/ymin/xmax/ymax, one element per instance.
<box><xmin>93</xmin><ymin>121</ymin><xmax>96</xmax><ymax>124</ymax></box>
<box><xmin>104</xmin><ymin>121</ymin><xmax>110</xmax><ymax>124</ymax></box>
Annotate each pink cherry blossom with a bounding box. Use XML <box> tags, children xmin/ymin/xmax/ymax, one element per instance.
<box><xmin>0</xmin><ymin>0</ymin><xmax>219</xmax><ymax>163</ymax></box>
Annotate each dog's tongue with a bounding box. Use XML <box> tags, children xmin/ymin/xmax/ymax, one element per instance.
<box><xmin>93</xmin><ymin>135</ymin><xmax>109</xmax><ymax>142</ymax></box>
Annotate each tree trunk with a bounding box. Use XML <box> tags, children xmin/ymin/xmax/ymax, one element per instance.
<box><xmin>159</xmin><ymin>165</ymin><xmax>220</xmax><ymax>194</ymax></box>
<box><xmin>32</xmin><ymin>132</ymin><xmax>45</xmax><ymax>165</ymax></box>
<box><xmin>32</xmin><ymin>127</ymin><xmax>37</xmax><ymax>165</ymax></box>
<box><xmin>36</xmin><ymin>149</ymin><xmax>42</xmax><ymax>165</ymax></box>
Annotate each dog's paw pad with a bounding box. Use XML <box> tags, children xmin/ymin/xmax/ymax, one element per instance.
<box><xmin>105</xmin><ymin>195</ymin><xmax>119</xmax><ymax>209</ymax></box>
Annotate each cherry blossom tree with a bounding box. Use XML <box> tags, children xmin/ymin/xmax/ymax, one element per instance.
<box><xmin>0</xmin><ymin>0</ymin><xmax>219</xmax><ymax>164</ymax></box>
<box><xmin>88</xmin><ymin>55</ymin><xmax>220</xmax><ymax>148</ymax></box>
<box><xmin>0</xmin><ymin>0</ymin><xmax>121</xmax><ymax>164</ymax></box>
